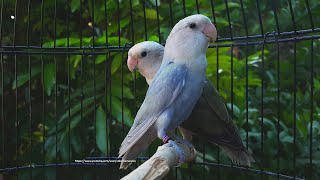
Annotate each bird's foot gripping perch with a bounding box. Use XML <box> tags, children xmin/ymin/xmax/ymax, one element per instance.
<box><xmin>163</xmin><ymin>140</ymin><xmax>186</xmax><ymax>164</ymax></box>
<box><xmin>162</xmin><ymin>135</ymin><xmax>196</xmax><ymax>165</ymax></box>
<box><xmin>173</xmin><ymin>135</ymin><xmax>195</xmax><ymax>152</ymax></box>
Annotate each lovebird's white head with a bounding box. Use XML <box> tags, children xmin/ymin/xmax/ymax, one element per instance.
<box><xmin>164</xmin><ymin>14</ymin><xmax>217</xmax><ymax>63</ymax></box>
<box><xmin>127</xmin><ymin>41</ymin><xmax>164</xmax><ymax>84</ymax></box>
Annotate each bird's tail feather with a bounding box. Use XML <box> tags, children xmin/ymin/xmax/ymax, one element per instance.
<box><xmin>119</xmin><ymin>129</ymin><xmax>157</xmax><ymax>169</ymax></box>
<box><xmin>119</xmin><ymin>150</ymin><xmax>139</xmax><ymax>169</ymax></box>
<box><xmin>219</xmin><ymin>146</ymin><xmax>255</xmax><ymax>167</ymax></box>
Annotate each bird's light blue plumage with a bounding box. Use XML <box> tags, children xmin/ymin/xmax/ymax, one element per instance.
<box><xmin>119</xmin><ymin>14</ymin><xmax>216</xmax><ymax>169</ymax></box>
<box><xmin>119</xmin><ymin>61</ymin><xmax>188</xmax><ymax>157</ymax></box>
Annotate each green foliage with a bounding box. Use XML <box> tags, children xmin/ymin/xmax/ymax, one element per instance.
<box><xmin>0</xmin><ymin>0</ymin><xmax>320</xmax><ymax>179</ymax></box>
<box><xmin>96</xmin><ymin>106</ymin><xmax>108</xmax><ymax>154</ymax></box>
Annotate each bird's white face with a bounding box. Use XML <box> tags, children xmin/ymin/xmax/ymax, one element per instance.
<box><xmin>170</xmin><ymin>14</ymin><xmax>217</xmax><ymax>42</ymax></box>
<box><xmin>127</xmin><ymin>41</ymin><xmax>164</xmax><ymax>84</ymax></box>
<box><xmin>164</xmin><ymin>14</ymin><xmax>217</xmax><ymax>61</ymax></box>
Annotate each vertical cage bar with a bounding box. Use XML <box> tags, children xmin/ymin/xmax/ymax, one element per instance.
<box><xmin>287</xmin><ymin>0</ymin><xmax>297</xmax><ymax>33</ymax></box>
<box><xmin>129</xmin><ymin>0</ymin><xmax>134</xmax><ymax>44</ymax></box>
<box><xmin>40</xmin><ymin>0</ymin><xmax>45</xmax><ymax>173</ymax></box>
<box><xmin>27</xmin><ymin>0</ymin><xmax>32</xmax><ymax>178</ymax></box>
<box><xmin>270</xmin><ymin>0</ymin><xmax>280</xmax><ymax>34</ymax></box>
<box><xmin>273</xmin><ymin>32</ymin><xmax>280</xmax><ymax>180</ymax></box>
<box><xmin>304</xmin><ymin>0</ymin><xmax>314</xmax><ymax>30</ymax></box>
<box><xmin>79</xmin><ymin>3</ymin><xmax>84</xmax><ymax>177</ymax></box>
<box><xmin>142</xmin><ymin>0</ymin><xmax>147</xmax><ymax>40</ymax></box>
<box><xmin>293</xmin><ymin>39</ymin><xmax>297</xmax><ymax>179</ymax></box>
<box><xmin>79</xmin><ymin>3</ymin><xmax>84</xmax><ymax>170</ymax></box>
<box><xmin>210</xmin><ymin>0</ymin><xmax>216</xmax><ymax>24</ymax></box>
<box><xmin>230</xmin><ymin>43</ymin><xmax>234</xmax><ymax>169</ymax></box>
<box><xmin>0</xmin><ymin>52</ymin><xmax>3</xmax><ymax>170</ymax></box>
<box><xmin>182</xmin><ymin>0</ymin><xmax>186</xmax><ymax>17</ymax></box>
<box><xmin>120</xmin><ymin>39</ymin><xmax>124</xmax><ymax>139</ymax></box>
<box><xmin>105</xmin><ymin>53</ymin><xmax>111</xmax><ymax>156</ymax></box>
<box><xmin>260</xmin><ymin>33</ymin><xmax>268</xmax><ymax>180</ymax></box>
<box><xmin>0</xmin><ymin>0</ymin><xmax>2</xmax><ymax>158</ymax></box>
<box><xmin>309</xmin><ymin>39</ymin><xmax>314</xmax><ymax>169</ymax></box>
<box><xmin>1</xmin><ymin>54</ymin><xmax>4</xmax><ymax>172</ymax></box>
<box><xmin>255</xmin><ymin>0</ymin><xmax>264</xmax><ymax>36</ymax></box>
<box><xmin>0</xmin><ymin>0</ymin><xmax>3</xmax><ymax>46</ymax></box>
<box><xmin>104</xmin><ymin>0</ymin><xmax>111</xmax><ymax>157</ymax></box>
<box><xmin>245</xmin><ymin>43</ymin><xmax>249</xmax><ymax>180</ymax></box>
<box><xmin>79</xmin><ymin>0</ymin><xmax>82</xmax><ymax>48</ymax></box>
<box><xmin>169</xmin><ymin>0</ymin><xmax>174</xmax><ymax>28</ymax></box>
<box><xmin>224</xmin><ymin>0</ymin><xmax>233</xmax><ymax>40</ymax></box>
<box><xmin>80</xmin><ymin>51</ymin><xmax>84</xmax><ymax>180</ymax></box>
<box><xmin>104</xmin><ymin>0</ymin><xmax>108</xmax><ymax>46</ymax></box>
<box><xmin>117</xmin><ymin>0</ymin><xmax>120</xmax><ymax>47</ymax></box>
<box><xmin>239</xmin><ymin>0</ymin><xmax>249</xmax><ymax>37</ymax></box>
<box><xmin>155</xmin><ymin>0</ymin><xmax>161</xmax><ymax>43</ymax></box>
<box><xmin>67</xmin><ymin>0</ymin><xmax>71</xmax><ymax>165</ymax></box>
<box><xmin>53</xmin><ymin>0</ymin><xmax>58</xmax><ymax>175</ymax></box>
<box><xmin>109</xmin><ymin>52</ymin><xmax>112</xmax><ymax>156</ymax></box>
<box><xmin>216</xmin><ymin>45</ymin><xmax>220</xmax><ymax>180</ymax></box>
<box><xmin>104</xmin><ymin>0</ymin><xmax>109</xmax><ymax>157</ymax></box>
<box><xmin>13</xmin><ymin>0</ymin><xmax>18</xmax><ymax>177</ymax></box>
<box><xmin>236</xmin><ymin>2</ymin><xmax>250</xmax><ymax>170</ymax></box>
<box><xmin>195</xmin><ymin>0</ymin><xmax>199</xmax><ymax>14</ymax></box>
<box><xmin>230</xmin><ymin>44</ymin><xmax>234</xmax><ymax>124</ymax></box>
<box><xmin>92</xmin><ymin>0</ymin><xmax>96</xmax><ymax>156</ymax></box>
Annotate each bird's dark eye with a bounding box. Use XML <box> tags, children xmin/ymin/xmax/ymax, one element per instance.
<box><xmin>189</xmin><ymin>23</ymin><xmax>196</xmax><ymax>29</ymax></box>
<box><xmin>141</xmin><ymin>51</ymin><xmax>147</xmax><ymax>57</ymax></box>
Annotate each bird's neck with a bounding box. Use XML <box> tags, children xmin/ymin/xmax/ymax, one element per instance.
<box><xmin>140</xmin><ymin>61</ymin><xmax>161</xmax><ymax>85</ymax></box>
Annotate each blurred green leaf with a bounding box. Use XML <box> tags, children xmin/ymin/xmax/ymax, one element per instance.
<box><xmin>71</xmin><ymin>0</ymin><xmax>80</xmax><ymax>12</ymax></box>
<box><xmin>12</xmin><ymin>66</ymin><xmax>41</xmax><ymax>89</ymax></box>
<box><xmin>71</xmin><ymin>131</ymin><xmax>82</xmax><ymax>154</ymax></box>
<box><xmin>148</xmin><ymin>35</ymin><xmax>160</xmax><ymax>42</ymax></box>
<box><xmin>69</xmin><ymin>106</ymin><xmax>95</xmax><ymax>130</ymax></box>
<box><xmin>227</xmin><ymin>103</ymin><xmax>240</xmax><ymax>117</ymax></box>
<box><xmin>107</xmin><ymin>96</ymin><xmax>133</xmax><ymax>127</ymax></box>
<box><xmin>59</xmin><ymin>96</ymin><xmax>102</xmax><ymax>123</ymax></box>
<box><xmin>95</xmin><ymin>55</ymin><xmax>108</xmax><ymax>64</ymax></box>
<box><xmin>96</xmin><ymin>36</ymin><xmax>130</xmax><ymax>46</ymax></box>
<box><xmin>214</xmin><ymin>2</ymin><xmax>240</xmax><ymax>12</ymax></box>
<box><xmin>96</xmin><ymin>106</ymin><xmax>108</xmax><ymax>154</ymax></box>
<box><xmin>137</xmin><ymin>8</ymin><xmax>163</xmax><ymax>20</ymax></box>
<box><xmin>44</xmin><ymin>63</ymin><xmax>56</xmax><ymax>96</ymax></box>
<box><xmin>111</xmin><ymin>83</ymin><xmax>134</xmax><ymax>99</ymax></box>
<box><xmin>111</xmin><ymin>54</ymin><xmax>123</xmax><ymax>74</ymax></box>
<box><xmin>43</xmin><ymin>37</ymin><xmax>89</xmax><ymax>47</ymax></box>
<box><xmin>59</xmin><ymin>133</ymin><xmax>70</xmax><ymax>161</ymax></box>
<box><xmin>280</xmin><ymin>131</ymin><xmax>293</xmax><ymax>144</ymax></box>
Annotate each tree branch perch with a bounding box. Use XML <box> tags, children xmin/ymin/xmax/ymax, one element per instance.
<box><xmin>121</xmin><ymin>140</ymin><xmax>196</xmax><ymax>180</ymax></box>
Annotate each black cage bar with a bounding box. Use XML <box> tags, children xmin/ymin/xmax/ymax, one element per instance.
<box><xmin>0</xmin><ymin>0</ymin><xmax>319</xmax><ymax>179</ymax></box>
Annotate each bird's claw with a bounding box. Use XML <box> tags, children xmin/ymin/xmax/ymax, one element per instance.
<box><xmin>164</xmin><ymin>140</ymin><xmax>186</xmax><ymax>165</ymax></box>
<box><xmin>173</xmin><ymin>135</ymin><xmax>195</xmax><ymax>153</ymax></box>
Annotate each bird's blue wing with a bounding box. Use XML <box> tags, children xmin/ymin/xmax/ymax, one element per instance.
<box><xmin>119</xmin><ymin>62</ymin><xmax>188</xmax><ymax>157</ymax></box>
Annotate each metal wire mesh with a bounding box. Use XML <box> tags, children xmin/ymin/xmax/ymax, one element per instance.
<box><xmin>0</xmin><ymin>0</ymin><xmax>319</xmax><ymax>179</ymax></box>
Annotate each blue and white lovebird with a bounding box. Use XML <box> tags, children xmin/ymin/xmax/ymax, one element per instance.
<box><xmin>127</xmin><ymin>41</ymin><xmax>255</xmax><ymax>167</ymax></box>
<box><xmin>119</xmin><ymin>14</ymin><xmax>217</xmax><ymax>169</ymax></box>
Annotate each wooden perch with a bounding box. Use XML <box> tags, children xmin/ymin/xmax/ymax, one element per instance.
<box><xmin>121</xmin><ymin>140</ymin><xmax>196</xmax><ymax>180</ymax></box>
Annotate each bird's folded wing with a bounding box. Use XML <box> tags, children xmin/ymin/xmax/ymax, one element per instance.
<box><xmin>119</xmin><ymin>62</ymin><xmax>188</xmax><ymax>157</ymax></box>
<box><xmin>202</xmin><ymin>77</ymin><xmax>231</xmax><ymax>123</ymax></box>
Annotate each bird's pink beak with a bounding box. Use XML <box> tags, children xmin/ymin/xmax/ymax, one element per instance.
<box><xmin>127</xmin><ymin>56</ymin><xmax>138</xmax><ymax>72</ymax></box>
<box><xmin>203</xmin><ymin>23</ymin><xmax>217</xmax><ymax>42</ymax></box>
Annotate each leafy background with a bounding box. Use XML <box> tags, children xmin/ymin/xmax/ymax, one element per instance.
<box><xmin>0</xmin><ymin>0</ymin><xmax>319</xmax><ymax>179</ymax></box>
